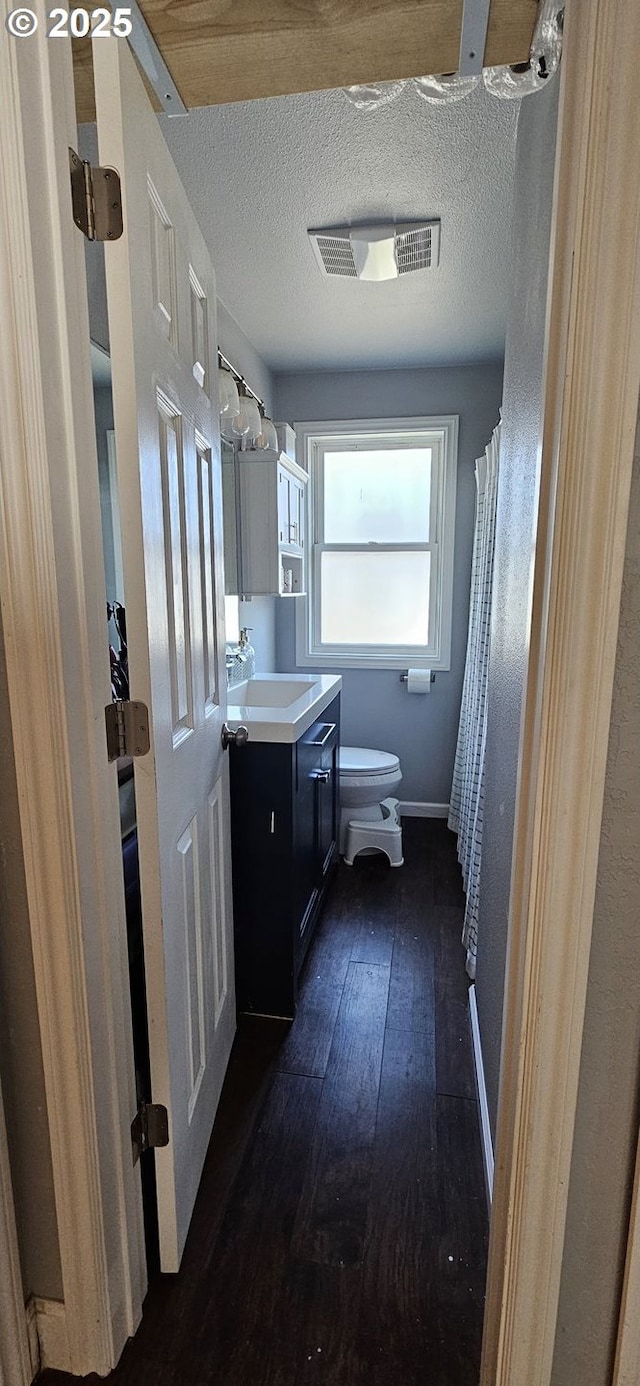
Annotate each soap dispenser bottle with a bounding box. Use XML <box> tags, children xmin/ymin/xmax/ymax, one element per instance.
<box><xmin>239</xmin><ymin>627</ymin><xmax>255</xmax><ymax>679</ymax></box>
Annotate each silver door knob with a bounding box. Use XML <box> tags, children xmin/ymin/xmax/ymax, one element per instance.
<box><xmin>221</xmin><ymin>723</ymin><xmax>249</xmax><ymax>750</ymax></box>
<box><xmin>310</xmin><ymin>768</ymin><xmax>331</xmax><ymax>783</ymax></box>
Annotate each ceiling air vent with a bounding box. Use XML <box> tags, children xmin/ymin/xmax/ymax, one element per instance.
<box><xmin>308</xmin><ymin>221</ymin><xmax>440</xmax><ymax>282</ymax></box>
<box><xmin>313</xmin><ymin>234</ymin><xmax>358</xmax><ymax>277</ymax></box>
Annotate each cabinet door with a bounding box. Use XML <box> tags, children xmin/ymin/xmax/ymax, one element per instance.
<box><xmin>314</xmin><ymin>743</ymin><xmax>338</xmax><ymax>880</ymax></box>
<box><xmin>295</xmin><ymin>734</ymin><xmax>321</xmax><ymax>949</ymax></box>
<box><xmin>289</xmin><ymin>477</ymin><xmax>305</xmax><ymax>551</ymax></box>
<box><xmin>222</xmin><ymin>443</ymin><xmax>239</xmax><ymax>594</ymax></box>
<box><xmin>277</xmin><ymin>466</ymin><xmax>290</xmax><ymax>544</ymax></box>
<box><xmin>278</xmin><ymin>466</ymin><xmax>305</xmax><ymax>550</ymax></box>
<box><xmin>295</xmin><ymin>705</ymin><xmax>339</xmax><ymax>959</ymax></box>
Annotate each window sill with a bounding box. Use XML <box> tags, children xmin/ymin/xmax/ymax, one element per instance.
<box><xmin>294</xmin><ymin>649</ymin><xmax>450</xmax><ymax>673</ymax></box>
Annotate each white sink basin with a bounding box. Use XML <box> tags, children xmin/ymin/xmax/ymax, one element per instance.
<box><xmin>226</xmin><ymin>672</ymin><xmax>342</xmax><ymax>744</ymax></box>
<box><xmin>230</xmin><ymin>677</ymin><xmax>316</xmax><ymax>708</ymax></box>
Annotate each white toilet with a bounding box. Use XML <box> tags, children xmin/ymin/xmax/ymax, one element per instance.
<box><xmin>338</xmin><ymin>746</ymin><xmax>404</xmax><ymax>868</ymax></box>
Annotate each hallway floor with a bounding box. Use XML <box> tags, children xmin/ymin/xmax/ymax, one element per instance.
<box><xmin>41</xmin><ymin>818</ymin><xmax>488</xmax><ymax>1386</ymax></box>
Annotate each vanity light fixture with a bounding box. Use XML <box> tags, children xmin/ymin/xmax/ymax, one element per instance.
<box><xmin>235</xmin><ymin>390</ymin><xmax>262</xmax><ymax>444</ymax></box>
<box><xmin>217</xmin><ymin>350</ymin><xmax>278</xmax><ymax>450</ymax></box>
<box><xmin>218</xmin><ymin>366</ymin><xmax>240</xmax><ymax>425</ymax></box>
<box><xmin>255</xmin><ymin>410</ymin><xmax>279</xmax><ymax>451</ymax></box>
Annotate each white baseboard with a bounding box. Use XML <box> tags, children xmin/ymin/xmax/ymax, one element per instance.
<box><xmin>468</xmin><ymin>984</ymin><xmax>494</xmax><ymax>1208</ymax></box>
<box><xmin>26</xmin><ymin>1297</ymin><xmax>70</xmax><ymax>1374</ymax></box>
<box><xmin>398</xmin><ymin>801</ymin><xmax>450</xmax><ymax>819</ymax></box>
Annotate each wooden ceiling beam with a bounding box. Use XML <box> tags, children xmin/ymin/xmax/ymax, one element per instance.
<box><xmin>73</xmin><ymin>0</ymin><xmax>538</xmax><ymax>123</ymax></box>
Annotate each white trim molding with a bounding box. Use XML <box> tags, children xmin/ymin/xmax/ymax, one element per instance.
<box><xmin>468</xmin><ymin>985</ymin><xmax>494</xmax><ymax>1209</ymax></box>
<box><xmin>482</xmin><ymin>1</ymin><xmax>640</xmax><ymax>1382</ymax></box>
<box><xmin>26</xmin><ymin>1299</ymin><xmax>70</xmax><ymax>1376</ymax></box>
<box><xmin>294</xmin><ymin>416</ymin><xmax>458</xmax><ymax>672</ymax></box>
<box><xmin>0</xmin><ymin>1075</ymin><xmax>32</xmax><ymax>1386</ymax></box>
<box><xmin>397</xmin><ymin>800</ymin><xmax>450</xmax><ymax>819</ymax></box>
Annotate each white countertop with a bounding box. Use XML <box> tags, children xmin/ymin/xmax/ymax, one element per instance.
<box><xmin>226</xmin><ymin>672</ymin><xmax>342</xmax><ymax>744</ymax></box>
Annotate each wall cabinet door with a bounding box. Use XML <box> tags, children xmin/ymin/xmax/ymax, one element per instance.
<box><xmin>222</xmin><ymin>440</ymin><xmax>240</xmax><ymax>594</ymax></box>
<box><xmin>289</xmin><ymin>476</ymin><xmax>305</xmax><ymax>551</ymax></box>
<box><xmin>277</xmin><ymin>465</ymin><xmax>305</xmax><ymax>551</ymax></box>
<box><xmin>277</xmin><ymin>467</ymin><xmax>290</xmax><ymax>545</ymax></box>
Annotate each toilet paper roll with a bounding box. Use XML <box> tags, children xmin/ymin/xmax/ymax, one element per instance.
<box><xmin>406</xmin><ymin>668</ymin><xmax>432</xmax><ymax>694</ymax></box>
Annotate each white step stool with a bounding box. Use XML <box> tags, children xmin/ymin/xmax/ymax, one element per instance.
<box><xmin>343</xmin><ymin>797</ymin><xmax>404</xmax><ymax>868</ymax></box>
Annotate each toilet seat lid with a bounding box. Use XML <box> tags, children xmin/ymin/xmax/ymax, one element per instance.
<box><xmin>338</xmin><ymin>746</ymin><xmax>400</xmax><ymax>777</ymax></box>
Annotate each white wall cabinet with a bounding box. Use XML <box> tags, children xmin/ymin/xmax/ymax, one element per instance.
<box><xmin>234</xmin><ymin>449</ymin><xmax>308</xmax><ymax>597</ymax></box>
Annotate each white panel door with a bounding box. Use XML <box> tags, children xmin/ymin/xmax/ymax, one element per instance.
<box><xmin>93</xmin><ymin>39</ymin><xmax>236</xmax><ymax>1271</ymax></box>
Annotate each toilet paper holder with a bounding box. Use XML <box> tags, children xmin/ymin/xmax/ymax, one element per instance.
<box><xmin>399</xmin><ymin>671</ymin><xmax>436</xmax><ymax>683</ymax></box>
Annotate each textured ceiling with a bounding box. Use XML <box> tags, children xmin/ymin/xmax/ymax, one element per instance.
<box><xmin>160</xmin><ymin>83</ymin><xmax>519</xmax><ymax>373</ymax></box>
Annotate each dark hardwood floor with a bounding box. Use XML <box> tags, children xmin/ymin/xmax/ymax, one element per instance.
<box><xmin>40</xmin><ymin>818</ymin><xmax>488</xmax><ymax>1386</ymax></box>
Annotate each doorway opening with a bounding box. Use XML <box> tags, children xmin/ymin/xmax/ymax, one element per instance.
<box><xmin>2</xmin><ymin>6</ymin><xmax>638</xmax><ymax>1382</ymax></box>
<box><xmin>80</xmin><ymin>48</ymin><xmax>556</xmax><ymax>1380</ymax></box>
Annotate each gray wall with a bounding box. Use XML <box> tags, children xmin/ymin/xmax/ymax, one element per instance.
<box><xmin>218</xmin><ymin>301</ymin><xmax>274</xmax><ymax>415</ymax></box>
<box><xmin>551</xmin><ymin>429</ymin><xmax>640</xmax><ymax>1384</ymax></box>
<box><xmin>217</xmin><ymin>303</ymin><xmax>278</xmax><ymax>673</ymax></box>
<box><xmin>94</xmin><ymin>384</ymin><xmax>118</xmax><ymax>604</ymax></box>
<box><xmin>474</xmin><ymin>79</ymin><xmax>559</xmax><ymax>1136</ymax></box>
<box><xmin>274</xmin><ymin>363</ymin><xmax>504</xmax><ymax>803</ymax></box>
<box><xmin>0</xmin><ymin>617</ymin><xmax>63</xmax><ymax>1301</ymax></box>
<box><xmin>237</xmin><ymin>596</ymin><xmax>277</xmax><ymax>673</ymax></box>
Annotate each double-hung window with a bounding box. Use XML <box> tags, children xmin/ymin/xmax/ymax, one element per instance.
<box><xmin>296</xmin><ymin>417</ymin><xmax>458</xmax><ymax>670</ymax></box>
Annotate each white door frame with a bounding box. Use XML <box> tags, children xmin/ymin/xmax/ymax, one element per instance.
<box><xmin>0</xmin><ymin>3</ymin><xmax>145</xmax><ymax>1374</ymax></box>
<box><xmin>481</xmin><ymin>0</ymin><xmax>640</xmax><ymax>1380</ymax></box>
<box><xmin>0</xmin><ymin>0</ymin><xmax>639</xmax><ymax>1380</ymax></box>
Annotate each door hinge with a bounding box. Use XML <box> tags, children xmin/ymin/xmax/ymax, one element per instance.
<box><xmin>131</xmin><ymin>1102</ymin><xmax>169</xmax><ymax>1166</ymax></box>
<box><xmin>69</xmin><ymin>147</ymin><xmax>123</xmax><ymax>242</ymax></box>
<box><xmin>105</xmin><ymin>699</ymin><xmax>150</xmax><ymax>762</ymax></box>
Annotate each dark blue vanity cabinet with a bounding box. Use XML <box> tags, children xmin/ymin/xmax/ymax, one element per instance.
<box><xmin>229</xmin><ymin>692</ymin><xmax>340</xmax><ymax>1019</ymax></box>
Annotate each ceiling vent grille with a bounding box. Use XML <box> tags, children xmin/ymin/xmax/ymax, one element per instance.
<box><xmin>308</xmin><ymin>221</ymin><xmax>440</xmax><ymax>281</ymax></box>
<box><xmin>396</xmin><ymin>223</ymin><xmax>436</xmax><ymax>274</ymax></box>
<box><xmin>314</xmin><ymin>234</ymin><xmax>358</xmax><ymax>277</ymax></box>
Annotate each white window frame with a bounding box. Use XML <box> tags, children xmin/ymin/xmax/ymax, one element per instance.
<box><xmin>295</xmin><ymin>416</ymin><xmax>458</xmax><ymax>670</ymax></box>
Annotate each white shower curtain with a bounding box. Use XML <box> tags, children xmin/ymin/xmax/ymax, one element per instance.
<box><xmin>449</xmin><ymin>422</ymin><xmax>500</xmax><ymax>978</ymax></box>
